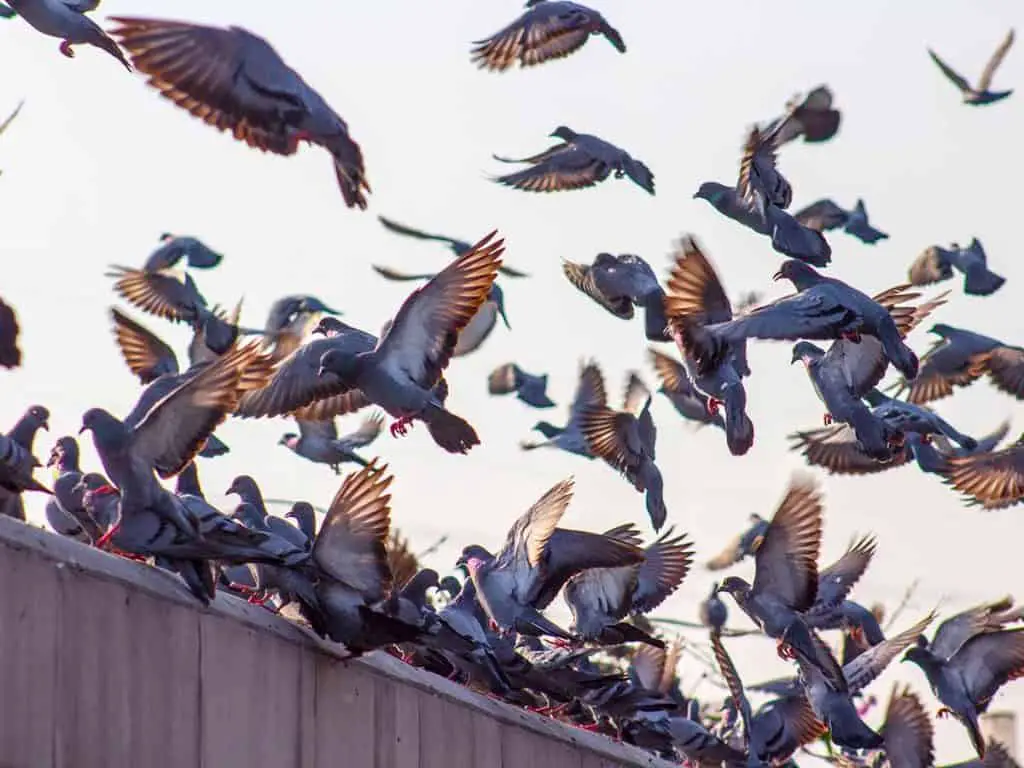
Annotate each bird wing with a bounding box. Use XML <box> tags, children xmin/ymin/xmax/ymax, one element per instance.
<box><xmin>376</xmin><ymin>215</ymin><xmax>461</xmax><ymax>248</ymax></box>
<box><xmin>647</xmin><ymin>348</ymin><xmax>691</xmax><ymax>394</ymax></box>
<box><xmin>568</xmin><ymin>361</ymin><xmax>608</xmax><ymax>418</ymax></box>
<box><xmin>705</xmin><ymin>529</ymin><xmax>751</xmax><ymax>571</ymax></box>
<box><xmin>372</xmin><ymin>265</ymin><xmax>436</xmax><ymax>282</ymax></box>
<box><xmin>133</xmin><ymin>342</ymin><xmax>270</xmax><ymax>477</ymax></box>
<box><xmin>950</xmin><ymin>629</ymin><xmax>1024</xmax><ymax>709</ymax></box>
<box><xmin>565</xmin><ymin>564</ymin><xmax>638</xmax><ymax>626</ymax></box>
<box><xmin>290</xmin><ymin>390</ymin><xmax>371</xmax><ymax>422</ymax></box>
<box><xmin>880</xmin><ymin>686</ymin><xmax>935</xmax><ymax>768</ymax></box>
<box><xmin>0</xmin><ymin>296</ymin><xmax>20</xmax><ymax>369</ymax></box>
<box><xmin>944</xmin><ymin>437</ymin><xmax>1024</xmax><ymax>510</ymax></box>
<box><xmin>591</xmin><ymin>254</ymin><xmax>660</xmax><ymax>304</ymax></box>
<box><xmin>895</xmin><ymin>337</ymin><xmax>985</xmax><ymax>405</ymax></box>
<box><xmin>983</xmin><ymin>346</ymin><xmax>1024</xmax><ymax>399</ymax></box>
<box><xmin>107</xmin><ymin>265</ymin><xmax>204</xmax><ymax>322</ymax></box>
<box><xmin>843</xmin><ymin>613</ymin><xmax>936</xmax><ymax>694</ymax></box>
<box><xmin>793</xmin><ymin>199</ymin><xmax>848</xmax><ymax>232</ymax></box>
<box><xmin>631</xmin><ymin>643</ymin><xmax>669</xmax><ymax>693</ymax></box>
<box><xmin>561</xmin><ymin>259</ymin><xmax>634</xmax><ymax>319</ymax></box>
<box><xmin>503</xmin><ymin>477</ymin><xmax>574</xmax><ymax>569</ymax></box>
<box><xmin>578</xmin><ymin>405</ymin><xmax>642</xmax><ymax>472</ymax></box>
<box><xmin>908</xmin><ymin>247</ymin><xmax>953</xmax><ymax>286</ymax></box>
<box><xmin>336</xmin><ymin>411</ymin><xmax>385</xmax><ymax>449</ymax></box>
<box><xmin>60</xmin><ymin>0</ymin><xmax>101</xmax><ymax>12</ymax></box>
<box><xmin>927</xmin><ymin>49</ymin><xmax>972</xmax><ymax>93</ymax></box>
<box><xmin>664</xmin><ymin>235</ymin><xmax>734</xmax><ymax>328</ymax></box>
<box><xmin>385</xmin><ymin>528</ymin><xmax>419</xmax><ymax>593</ymax></box>
<box><xmin>751</xmin><ymin>475</ymin><xmax>823</xmax><ymax>611</ymax></box>
<box><xmin>978</xmin><ymin>29</ymin><xmax>1015</xmax><ymax>92</ymax></box>
<box><xmin>815</xmin><ymin>535</ymin><xmax>877</xmax><ymax>609</ymax></box>
<box><xmin>789</xmin><ymin>424</ymin><xmax>908</xmax><ymax>476</ymax></box>
<box><xmin>110</xmin><ymin>307</ymin><xmax>180</xmax><ymax>382</ymax></box>
<box><xmin>296</xmin><ymin>417</ymin><xmax>338</xmax><ymax>443</ymax></box>
<box><xmin>312</xmin><ymin>461</ymin><xmax>393</xmax><ymax>600</ymax></box>
<box><xmin>621</xmin><ymin>372</ymin><xmax>651</xmax><ymax>415</ymax></box>
<box><xmin>738</xmin><ymin>125</ymin><xmax>791</xmax><ymax>209</ymax></box>
<box><xmin>487</xmin><ymin>362</ymin><xmax>520</xmax><ymax>395</ymax></box>
<box><xmin>750</xmin><ymin>695</ymin><xmax>827</xmax><ymax>763</ymax></box>
<box><xmin>493</xmin><ymin>145</ymin><xmax>609</xmax><ymax>192</ymax></box>
<box><xmin>471</xmin><ymin>5</ymin><xmax>592</xmax><ymax>71</ymax></box>
<box><xmin>930</xmin><ymin>597</ymin><xmax>1018</xmax><ymax>660</ymax></box>
<box><xmin>714</xmin><ymin>290</ymin><xmax>848</xmax><ymax>344</ymax></box>
<box><xmin>376</xmin><ymin>231</ymin><xmax>503</xmax><ymax>388</ymax></box>
<box><xmin>632</xmin><ymin>529</ymin><xmax>693</xmax><ymax>613</ymax></box>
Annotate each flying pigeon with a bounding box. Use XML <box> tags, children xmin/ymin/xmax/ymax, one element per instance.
<box><xmin>377</xmin><ymin>216</ymin><xmax>528</xmax><ymax>277</ymax></box>
<box><xmin>647</xmin><ymin>348</ymin><xmax>724</xmax><ymax>430</ymax></box>
<box><xmin>699</xmin><ymin>583</ymin><xmax>728</xmax><ymax>632</ymax></box>
<box><xmin>944</xmin><ymin>434</ymin><xmax>1024</xmax><ymax>509</ymax></box>
<box><xmin>562</xmin><ymin>253</ymin><xmax>668</xmax><ymax>341</ymax></box>
<box><xmin>279</xmin><ymin>412</ymin><xmax>385</xmax><ymax>472</ymax></box>
<box><xmin>0</xmin><ymin>405</ymin><xmax>51</xmax><ymax>520</ymax></box>
<box><xmin>493</xmin><ymin>127</ymin><xmax>654</xmax><ymax>194</ymax></box>
<box><xmin>662</xmin><ymin>236</ymin><xmax>754</xmax><ymax>456</ymax></box>
<box><xmin>261</xmin><ymin>295</ymin><xmax>342</xmax><ymax>364</ymax></box>
<box><xmin>738</xmin><ymin>120</ymin><xmax>793</xmax><ymax>210</ymax></box>
<box><xmin>794</xmin><ymin>198</ymin><xmax>889</xmax><ymax>244</ymax></box>
<box><xmin>0</xmin><ymin>296</ymin><xmax>21</xmax><ymax>369</ymax></box>
<box><xmin>880</xmin><ymin>685</ymin><xmax>936</xmax><ymax>768</ymax></box>
<box><xmin>471</xmin><ymin>1</ymin><xmax>625</xmax><ymax>71</ymax></box>
<box><xmin>108</xmin><ymin>17</ymin><xmax>370</xmax><ymax>208</ymax></box>
<box><xmin>928</xmin><ymin>29</ymin><xmax>1015</xmax><ymax>105</ymax></box>
<box><xmin>890</xmin><ymin>324</ymin><xmax>1007</xmax><ymax>404</ymax></box>
<box><xmin>520</xmin><ymin>361</ymin><xmax>605</xmax><ymax>457</ymax></box>
<box><xmin>864</xmin><ymin>389</ymin><xmax>978</xmax><ymax>451</ymax></box>
<box><xmin>6</xmin><ymin>0</ymin><xmax>129</xmax><ymax>68</ymax></box>
<box><xmin>762</xmin><ymin>85</ymin><xmax>842</xmax><ymax>145</ymax></box>
<box><xmin>578</xmin><ymin>372</ymin><xmax>667</xmax><ymax>530</ymax></box>
<box><xmin>144</xmin><ymin>233</ymin><xmax>223</xmax><ymax>272</ymax></box>
<box><xmin>705</xmin><ymin>513</ymin><xmax>768</xmax><ymax>570</ymax></box>
<box><xmin>487</xmin><ymin>363</ymin><xmax>555</xmax><ymax>409</ymax></box>
<box><xmin>909</xmin><ymin>239</ymin><xmax>1005</xmax><ymax>296</ymax></box>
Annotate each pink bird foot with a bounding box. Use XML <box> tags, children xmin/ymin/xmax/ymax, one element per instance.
<box><xmin>776</xmin><ymin>639</ymin><xmax>798</xmax><ymax>660</ymax></box>
<box><xmin>841</xmin><ymin>330</ymin><xmax>862</xmax><ymax>343</ymax></box>
<box><xmin>59</xmin><ymin>40</ymin><xmax>75</xmax><ymax>58</ymax></box>
<box><xmin>707</xmin><ymin>397</ymin><xmax>724</xmax><ymax>417</ymax></box>
<box><xmin>389</xmin><ymin>415</ymin><xmax>415</xmax><ymax>438</ymax></box>
<box><xmin>936</xmin><ymin>707</ymin><xmax>954</xmax><ymax>719</ymax></box>
<box><xmin>94</xmin><ymin>522</ymin><xmax>122</xmax><ymax>551</ymax></box>
<box><xmin>286</xmin><ymin>130</ymin><xmax>315</xmax><ymax>153</ymax></box>
<box><xmin>823</xmin><ymin>413</ymin><xmax>833</xmax><ymax>425</ymax></box>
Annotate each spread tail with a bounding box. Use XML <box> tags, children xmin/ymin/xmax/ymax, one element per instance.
<box><xmin>424</xmin><ymin>406</ymin><xmax>480</xmax><ymax>454</ymax></box>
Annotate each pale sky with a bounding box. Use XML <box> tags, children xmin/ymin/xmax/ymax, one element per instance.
<box><xmin>1</xmin><ymin>0</ymin><xmax>1022</xmax><ymax>761</ymax></box>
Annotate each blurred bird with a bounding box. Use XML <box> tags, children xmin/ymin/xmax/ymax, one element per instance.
<box><xmin>928</xmin><ymin>30</ymin><xmax>1015</xmax><ymax>105</ymax></box>
<box><xmin>143</xmin><ymin>233</ymin><xmax>223</xmax><ymax>272</ymax></box>
<box><xmin>794</xmin><ymin>198</ymin><xmax>889</xmax><ymax>244</ymax></box>
<box><xmin>261</xmin><ymin>295</ymin><xmax>341</xmax><ymax>363</ymax></box>
<box><xmin>647</xmin><ymin>348</ymin><xmax>724</xmax><ymax>430</ymax></box>
<box><xmin>562</xmin><ymin>253</ymin><xmax>668</xmax><ymax>341</ymax></box>
<box><xmin>705</xmin><ymin>513</ymin><xmax>768</xmax><ymax>570</ymax></box>
<box><xmin>487</xmin><ymin>363</ymin><xmax>555</xmax><ymax>409</ymax></box>
<box><xmin>377</xmin><ymin>216</ymin><xmax>528</xmax><ymax>277</ymax></box>
<box><xmin>521</xmin><ymin>361</ymin><xmax>605</xmax><ymax>458</ymax></box>
<box><xmin>944</xmin><ymin>434</ymin><xmax>1024</xmax><ymax>509</ymax></box>
<box><xmin>7</xmin><ymin>0</ymin><xmax>130</xmax><ymax>68</ymax></box>
<box><xmin>0</xmin><ymin>296</ymin><xmax>21</xmax><ymax>369</ymax></box>
<box><xmin>909</xmin><ymin>239</ymin><xmax>1005</xmax><ymax>297</ymax></box>
<box><xmin>279</xmin><ymin>412</ymin><xmax>385</xmax><ymax>472</ymax></box>
<box><xmin>763</xmin><ymin>85</ymin><xmax>842</xmax><ymax>145</ymax></box>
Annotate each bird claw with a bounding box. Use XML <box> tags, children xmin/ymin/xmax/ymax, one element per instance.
<box><xmin>921</xmin><ymin>433</ymin><xmax>933</xmax><ymax>445</ymax></box>
<box><xmin>936</xmin><ymin>707</ymin><xmax>954</xmax><ymax>719</ymax></box>
<box><xmin>841</xmin><ymin>331</ymin><xmax>862</xmax><ymax>343</ymax></box>
<box><xmin>286</xmin><ymin>129</ymin><xmax>314</xmax><ymax>153</ymax></box>
<box><xmin>823</xmin><ymin>413</ymin><xmax>833</xmax><ymax>425</ymax></box>
<box><xmin>707</xmin><ymin>397</ymin><xmax>724</xmax><ymax>416</ymax></box>
<box><xmin>389</xmin><ymin>416</ymin><xmax>414</xmax><ymax>438</ymax></box>
<box><xmin>59</xmin><ymin>40</ymin><xmax>75</xmax><ymax>58</ymax></box>
<box><xmin>776</xmin><ymin>639</ymin><xmax>798</xmax><ymax>660</ymax></box>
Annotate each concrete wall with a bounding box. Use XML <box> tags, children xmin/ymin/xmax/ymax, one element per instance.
<box><xmin>0</xmin><ymin>516</ymin><xmax>675</xmax><ymax>768</ymax></box>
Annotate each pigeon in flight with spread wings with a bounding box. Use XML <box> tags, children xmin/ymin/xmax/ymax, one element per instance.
<box><xmin>928</xmin><ymin>29</ymin><xmax>1015</xmax><ymax>105</ymax></box>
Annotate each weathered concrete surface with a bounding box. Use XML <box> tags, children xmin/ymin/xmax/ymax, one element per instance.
<box><xmin>0</xmin><ymin>516</ymin><xmax>675</xmax><ymax>768</ymax></box>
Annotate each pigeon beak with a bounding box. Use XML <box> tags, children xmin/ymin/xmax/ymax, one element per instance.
<box><xmin>41</xmin><ymin>419</ymin><xmax>50</xmax><ymax>431</ymax></box>
<box><xmin>77</xmin><ymin>424</ymin><xmax>87</xmax><ymax>435</ymax></box>
<box><xmin>46</xmin><ymin>451</ymin><xmax>59</xmax><ymax>468</ymax></box>
<box><xmin>771</xmin><ymin>270</ymin><xmax>784</xmax><ymax>281</ymax></box>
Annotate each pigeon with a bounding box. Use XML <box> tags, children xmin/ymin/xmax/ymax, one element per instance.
<box><xmin>0</xmin><ymin>3</ymin><xmax>14</xmax><ymax>18</ymax></box>
<box><xmin>705</xmin><ymin>513</ymin><xmax>768</xmax><ymax>570</ymax></box>
<box><xmin>314</xmin><ymin>232</ymin><xmax>503</xmax><ymax>453</ymax></box>
<box><xmin>944</xmin><ymin>434</ymin><xmax>1024</xmax><ymax>509</ymax></box>
<box><xmin>108</xmin><ymin>17</ymin><xmax>369</xmax><ymax>208</ymax></box>
<box><xmin>928</xmin><ymin>30</ymin><xmax>1015</xmax><ymax>105</ymax></box>
<box><xmin>699</xmin><ymin>582</ymin><xmax>728</xmax><ymax>632</ymax></box>
<box><xmin>684</xmin><ymin>259</ymin><xmax>923</xmax><ymax>382</ymax></box>
<box><xmin>794</xmin><ymin>198</ymin><xmax>889</xmax><ymax>244</ymax></box>
<box><xmin>904</xmin><ymin>602</ymin><xmax>1024</xmax><ymax>758</ymax></box>
<box><xmin>143</xmin><ymin>233</ymin><xmax>223</xmax><ymax>272</ymax></box>
<box><xmin>763</xmin><ymin>85</ymin><xmax>842</xmax><ymax>145</ymax></box>
<box><xmin>225</xmin><ymin>474</ymin><xmax>309</xmax><ymax>549</ymax></box>
<box><xmin>716</xmin><ymin>475</ymin><xmax>848</xmax><ymax>690</ymax></box>
<box><xmin>458</xmin><ymin>477</ymin><xmax>644</xmax><ymax>640</ymax></box>
<box><xmin>376</xmin><ymin>216</ymin><xmax>528</xmax><ymax>278</ymax></box>
<box><xmin>662</xmin><ymin>236</ymin><xmax>755</xmax><ymax>456</ymax></box>
<box><xmin>0</xmin><ymin>296</ymin><xmax>21</xmax><ymax>369</ymax></box>
<box><xmin>562</xmin><ymin>253</ymin><xmax>668</xmax><ymax>341</ymax></box>
<box><xmin>908</xmin><ymin>239</ymin><xmax>1006</xmax><ymax>297</ymax></box>
<box><xmin>629</xmin><ymin>639</ymin><xmax>685</xmax><ymax>703</ymax></box>
<box><xmin>647</xmin><ymin>348</ymin><xmax>724</xmax><ymax>430</ymax></box>
<box><xmin>520</xmin><ymin>360</ymin><xmax>605</xmax><ymax>457</ymax></box>
<box><xmin>0</xmin><ymin>405</ymin><xmax>51</xmax><ymax>520</ymax></box>
<box><xmin>880</xmin><ymin>686</ymin><xmax>936</xmax><ymax>768</ymax></box>
<box><xmin>471</xmin><ymin>1</ymin><xmax>625</xmax><ymax>71</ymax></box>
<box><xmin>578</xmin><ymin>372</ymin><xmax>667</xmax><ymax>530</ymax></box>
<box><xmin>261</xmin><ymin>295</ymin><xmax>342</xmax><ymax>363</ymax></box>
<box><xmin>738</xmin><ymin>119</ymin><xmax>794</xmax><ymax>210</ymax></box>
<box><xmin>864</xmin><ymin>389</ymin><xmax>978</xmax><ymax>451</ymax></box>
<box><xmin>6</xmin><ymin>0</ymin><xmax>130</xmax><ymax>68</ymax></box>
<box><xmin>564</xmin><ymin>527</ymin><xmax>693</xmax><ymax>645</ymax></box>
<box><xmin>487</xmin><ymin>363</ymin><xmax>555</xmax><ymax>409</ymax></box>
<box><xmin>45</xmin><ymin>436</ymin><xmax>112</xmax><ymax>543</ymax></box>
<box><xmin>279</xmin><ymin>412</ymin><xmax>385</xmax><ymax>472</ymax></box>
<box><xmin>109</xmin><ymin>307</ymin><xmax>182</xmax><ymax>384</ymax></box>
<box><xmin>493</xmin><ymin>127</ymin><xmax>654</xmax><ymax>194</ymax></box>
<box><xmin>373</xmin><ymin>267</ymin><xmax>510</xmax><ymax>357</ymax></box>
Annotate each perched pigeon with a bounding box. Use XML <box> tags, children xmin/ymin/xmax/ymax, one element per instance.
<box><xmin>928</xmin><ymin>30</ymin><xmax>1015</xmax><ymax>105</ymax></box>
<box><xmin>705</xmin><ymin>513</ymin><xmax>768</xmax><ymax>570</ymax></box>
<box><xmin>0</xmin><ymin>296</ymin><xmax>21</xmax><ymax>369</ymax></box>
<box><xmin>471</xmin><ymin>1</ymin><xmax>624</xmax><ymax>71</ymax></box>
<box><xmin>459</xmin><ymin>477</ymin><xmax>644</xmax><ymax>640</ymax></box>
<box><xmin>45</xmin><ymin>436</ymin><xmax>112</xmax><ymax>543</ymax></box>
<box><xmin>904</xmin><ymin>600</ymin><xmax>1024</xmax><ymax>758</ymax></box>
<box><xmin>647</xmin><ymin>348</ymin><xmax>723</xmax><ymax>430</ymax></box>
<box><xmin>562</xmin><ymin>253</ymin><xmax>668</xmax><ymax>341</ymax></box>
<box><xmin>794</xmin><ymin>198</ymin><xmax>889</xmax><ymax>244</ymax></box>
<box><xmin>944</xmin><ymin>434</ymin><xmax>1024</xmax><ymax>509</ymax></box>
<box><xmin>493</xmin><ymin>127</ymin><xmax>654</xmax><ymax>194</ymax></box>
<box><xmin>662</xmin><ymin>236</ymin><xmax>754</xmax><ymax>456</ymax></box>
<box><xmin>487</xmin><ymin>363</ymin><xmax>555</xmax><ymax>409</ymax></box>
<box><xmin>763</xmin><ymin>85</ymin><xmax>842</xmax><ymax>145</ymax></box>
<box><xmin>699</xmin><ymin>582</ymin><xmax>728</xmax><ymax>632</ymax></box>
<box><xmin>520</xmin><ymin>361</ymin><xmax>605</xmax><ymax>457</ymax></box>
<box><xmin>261</xmin><ymin>295</ymin><xmax>341</xmax><ymax>363</ymax></box>
<box><xmin>373</xmin><ymin>267</ymin><xmax>510</xmax><ymax>357</ymax></box>
<box><xmin>279</xmin><ymin>412</ymin><xmax>385</xmax><ymax>472</ymax></box>
<box><xmin>0</xmin><ymin>405</ymin><xmax>51</xmax><ymax>520</ymax></box>
<box><xmin>144</xmin><ymin>233</ymin><xmax>223</xmax><ymax>272</ymax></box>
<box><xmin>564</xmin><ymin>527</ymin><xmax>693</xmax><ymax>645</ymax></box>
<box><xmin>108</xmin><ymin>17</ymin><xmax>369</xmax><ymax>208</ymax></box>
<box><xmin>578</xmin><ymin>372</ymin><xmax>667</xmax><ymax>530</ymax></box>
<box><xmin>377</xmin><ymin>216</ymin><xmax>528</xmax><ymax>277</ymax></box>
<box><xmin>909</xmin><ymin>239</ymin><xmax>1005</xmax><ymax>297</ymax></box>
<box><xmin>6</xmin><ymin>0</ymin><xmax>129</xmax><ymax>68</ymax></box>
<box><xmin>684</xmin><ymin>260</ymin><xmax>922</xmax><ymax>381</ymax></box>
<box><xmin>716</xmin><ymin>475</ymin><xmax>848</xmax><ymax>690</ymax></box>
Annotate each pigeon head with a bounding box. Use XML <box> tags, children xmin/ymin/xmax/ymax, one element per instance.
<box><xmin>717</xmin><ymin>576</ymin><xmax>751</xmax><ymax>599</ymax></box>
<box><xmin>549</xmin><ymin>125</ymin><xmax>576</xmax><ymax>142</ymax></box>
<box><xmin>456</xmin><ymin>544</ymin><xmax>494</xmax><ymax>571</ymax></box>
<box><xmin>225</xmin><ymin>474</ymin><xmax>260</xmax><ymax>500</ymax></box>
<box><xmin>438</xmin><ymin>575</ymin><xmax>463</xmax><ymax>598</ymax></box>
<box><xmin>772</xmin><ymin>260</ymin><xmax>820</xmax><ymax>290</ymax></box>
<box><xmin>160</xmin><ymin>232</ymin><xmax>174</xmax><ymax>242</ymax></box>
<box><xmin>901</xmin><ymin>641</ymin><xmax>936</xmax><ymax>669</ymax></box>
<box><xmin>488</xmin><ymin>283</ymin><xmax>511</xmax><ymax>329</ymax></box>
<box><xmin>928</xmin><ymin>323</ymin><xmax>955</xmax><ymax>338</ymax></box>
<box><xmin>79</xmin><ymin>408</ymin><xmax>126</xmax><ymax>442</ymax></box>
<box><xmin>531</xmin><ymin>421</ymin><xmax>562</xmax><ymax>439</ymax></box>
<box><xmin>23</xmin><ymin>405</ymin><xmax>50</xmax><ymax>431</ymax></box>
<box><xmin>47</xmin><ymin>436</ymin><xmax>79</xmax><ymax>469</ymax></box>
<box><xmin>278</xmin><ymin>433</ymin><xmax>300</xmax><ymax>449</ymax></box>
<box><xmin>693</xmin><ymin>181</ymin><xmax>730</xmax><ymax>204</ymax></box>
<box><xmin>318</xmin><ymin>348</ymin><xmax>361</xmax><ymax>384</ymax></box>
<box><xmin>312</xmin><ymin>316</ymin><xmax>348</xmax><ymax>337</ymax></box>
<box><xmin>285</xmin><ymin>501</ymin><xmax>317</xmax><ymax>535</ymax></box>
<box><xmin>790</xmin><ymin>341</ymin><xmax>825</xmax><ymax>366</ymax></box>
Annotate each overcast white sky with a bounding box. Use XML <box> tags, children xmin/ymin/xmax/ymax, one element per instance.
<box><xmin>1</xmin><ymin>0</ymin><xmax>1021</xmax><ymax>760</ymax></box>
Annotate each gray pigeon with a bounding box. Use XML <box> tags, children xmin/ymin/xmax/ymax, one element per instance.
<box><xmin>928</xmin><ymin>30</ymin><xmax>1015</xmax><ymax>105</ymax></box>
<box><xmin>109</xmin><ymin>17</ymin><xmax>369</xmax><ymax>208</ymax></box>
<box><xmin>944</xmin><ymin>433</ymin><xmax>1024</xmax><ymax>509</ymax></box>
<box><xmin>863</xmin><ymin>390</ymin><xmax>978</xmax><ymax>451</ymax></box>
<box><xmin>904</xmin><ymin>600</ymin><xmax>1024</xmax><ymax>758</ymax></box>
<box><xmin>261</xmin><ymin>295</ymin><xmax>341</xmax><ymax>364</ymax></box>
<box><xmin>699</xmin><ymin>583</ymin><xmax>728</xmax><ymax>632</ymax></box>
<box><xmin>0</xmin><ymin>295</ymin><xmax>21</xmax><ymax>369</ymax></box>
<box><xmin>493</xmin><ymin>127</ymin><xmax>654</xmax><ymax>194</ymax></box>
<box><xmin>716</xmin><ymin>475</ymin><xmax>848</xmax><ymax>691</ymax></box>
<box><xmin>794</xmin><ymin>198</ymin><xmax>889</xmax><ymax>244</ymax></box>
<box><xmin>487</xmin><ymin>363</ymin><xmax>555</xmax><ymax>409</ymax></box>
<box><xmin>662</xmin><ymin>236</ymin><xmax>754</xmax><ymax>456</ymax></box>
<box><xmin>762</xmin><ymin>85</ymin><xmax>842</xmax><ymax>145</ymax></box>
<box><xmin>738</xmin><ymin>119</ymin><xmax>793</xmax><ymax>210</ymax></box>
<box><xmin>225</xmin><ymin>475</ymin><xmax>308</xmax><ymax>550</ymax></box>
<box><xmin>0</xmin><ymin>404</ymin><xmax>51</xmax><ymax>520</ymax></box>
<box><xmin>45</xmin><ymin>436</ymin><xmax>112</xmax><ymax>543</ymax></box>
<box><xmin>909</xmin><ymin>238</ymin><xmax>1005</xmax><ymax>296</ymax></box>
<box><xmin>562</xmin><ymin>253</ymin><xmax>668</xmax><ymax>341</ymax></box>
<box><xmin>458</xmin><ymin>477</ymin><xmax>644</xmax><ymax>640</ymax></box>
<box><xmin>144</xmin><ymin>233</ymin><xmax>223</xmax><ymax>272</ymax></box>
<box><xmin>377</xmin><ymin>216</ymin><xmax>528</xmax><ymax>277</ymax></box>
<box><xmin>647</xmin><ymin>348</ymin><xmax>724</xmax><ymax>430</ymax></box>
<box><xmin>803</xmin><ymin>534</ymin><xmax>877</xmax><ymax>625</ymax></box>
<box><xmin>471</xmin><ymin>1</ymin><xmax>625</xmax><ymax>71</ymax></box>
<box><xmin>705</xmin><ymin>513</ymin><xmax>768</xmax><ymax>570</ymax></box>
<box><xmin>520</xmin><ymin>360</ymin><xmax>605</xmax><ymax>457</ymax></box>
<box><xmin>577</xmin><ymin>371</ymin><xmax>667</xmax><ymax>530</ymax></box>
<box><xmin>6</xmin><ymin>0</ymin><xmax>129</xmax><ymax>68</ymax></box>
<box><xmin>564</xmin><ymin>527</ymin><xmax>693</xmax><ymax>645</ymax></box>
<box><xmin>279</xmin><ymin>412</ymin><xmax>385</xmax><ymax>472</ymax></box>
<box><xmin>684</xmin><ymin>260</ymin><xmax>921</xmax><ymax>381</ymax></box>
<box><xmin>284</xmin><ymin>501</ymin><xmax>317</xmax><ymax>541</ymax></box>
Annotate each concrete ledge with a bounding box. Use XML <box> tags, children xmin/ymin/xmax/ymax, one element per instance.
<box><xmin>0</xmin><ymin>515</ymin><xmax>675</xmax><ymax>768</ymax></box>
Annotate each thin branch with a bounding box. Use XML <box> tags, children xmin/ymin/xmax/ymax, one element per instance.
<box><xmin>883</xmin><ymin>579</ymin><xmax>920</xmax><ymax>633</ymax></box>
<box><xmin>649</xmin><ymin>616</ymin><xmax>761</xmax><ymax>637</ymax></box>
<box><xmin>416</xmin><ymin>534</ymin><xmax>449</xmax><ymax>560</ymax></box>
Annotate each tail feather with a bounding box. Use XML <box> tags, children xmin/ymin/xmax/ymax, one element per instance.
<box><xmin>964</xmin><ymin>268</ymin><xmax>1005</xmax><ymax>297</ymax></box>
<box><xmin>600</xmin><ymin>22</ymin><xmax>626</xmax><ymax>52</ymax></box>
<box><xmin>880</xmin><ymin>328</ymin><xmax>919</xmax><ymax>380</ymax></box>
<box><xmin>424</xmin><ymin>406</ymin><xmax>480</xmax><ymax>454</ymax></box>
<box><xmin>724</xmin><ymin>390</ymin><xmax>754</xmax><ymax>456</ymax></box>
<box><xmin>602</xmin><ymin>621</ymin><xmax>665</xmax><ymax>648</ymax></box>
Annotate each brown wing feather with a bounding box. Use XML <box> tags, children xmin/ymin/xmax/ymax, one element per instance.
<box><xmin>107</xmin><ymin>266</ymin><xmax>192</xmax><ymax>322</ymax></box>
<box><xmin>386</xmin><ymin>528</ymin><xmax>419</xmax><ymax>592</ymax></box>
<box><xmin>648</xmin><ymin>348</ymin><xmax>687</xmax><ymax>392</ymax></box>
<box><xmin>789</xmin><ymin>425</ymin><xmax>910</xmax><ymax>476</ymax></box>
<box><xmin>471</xmin><ymin>11</ymin><xmax>590</xmax><ymax>71</ymax></box>
<box><xmin>577</xmin><ymin>405</ymin><xmax>636</xmax><ymax>473</ymax></box>
<box><xmin>110</xmin><ymin>306</ymin><xmax>179</xmax><ymax>381</ymax></box>
<box><xmin>983</xmin><ymin>347</ymin><xmax>1024</xmax><ymax>399</ymax></box>
<box><xmin>945</xmin><ymin>438</ymin><xmax>1024</xmax><ymax>509</ymax></box>
<box><xmin>562</xmin><ymin>260</ymin><xmax>633</xmax><ymax>318</ymax></box>
<box><xmin>664</xmin><ymin>235</ymin><xmax>733</xmax><ymax>332</ymax></box>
